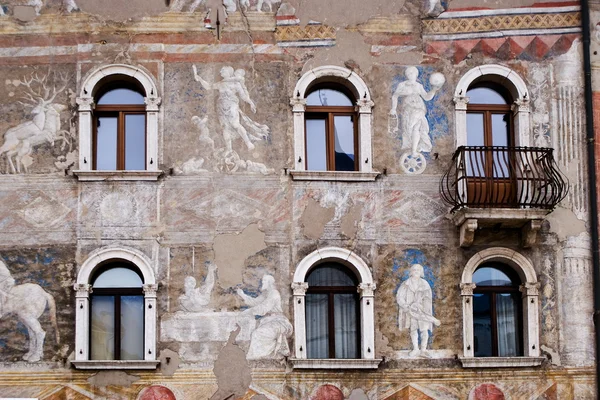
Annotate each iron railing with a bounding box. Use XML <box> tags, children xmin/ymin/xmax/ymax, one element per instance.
<box><xmin>440</xmin><ymin>146</ymin><xmax>568</xmax><ymax>211</ymax></box>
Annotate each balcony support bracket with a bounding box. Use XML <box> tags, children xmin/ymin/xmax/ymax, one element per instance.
<box><xmin>459</xmin><ymin>218</ymin><xmax>478</xmax><ymax>247</ymax></box>
<box><xmin>450</xmin><ymin>208</ymin><xmax>550</xmax><ymax>248</ymax></box>
<box><xmin>521</xmin><ymin>219</ymin><xmax>543</xmax><ymax>248</ymax></box>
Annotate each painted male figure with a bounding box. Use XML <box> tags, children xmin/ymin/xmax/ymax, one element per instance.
<box><xmin>396</xmin><ymin>263</ymin><xmax>441</xmax><ymax>357</ymax></box>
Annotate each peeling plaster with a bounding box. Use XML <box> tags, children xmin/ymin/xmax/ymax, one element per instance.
<box><xmin>213</xmin><ymin>224</ymin><xmax>267</xmax><ymax>287</ymax></box>
<box><xmin>75</xmin><ymin>0</ymin><xmax>169</xmax><ymax>20</ymax></box>
<box><xmin>340</xmin><ymin>203</ymin><xmax>363</xmax><ymax>238</ymax></box>
<box><xmin>546</xmin><ymin>207</ymin><xmax>587</xmax><ymax>241</ymax></box>
<box><xmin>87</xmin><ymin>370</ymin><xmax>140</xmax><ymax>388</ymax></box>
<box><xmin>210</xmin><ymin>326</ymin><xmax>252</xmax><ymax>400</ymax></box>
<box><xmin>300</xmin><ymin>197</ymin><xmax>334</xmax><ymax>240</ymax></box>
<box><xmin>287</xmin><ymin>0</ymin><xmax>404</xmax><ymax>26</ymax></box>
<box><xmin>13</xmin><ymin>5</ymin><xmax>36</xmax><ymax>21</ymax></box>
<box><xmin>159</xmin><ymin>348</ymin><xmax>180</xmax><ymax>376</ymax></box>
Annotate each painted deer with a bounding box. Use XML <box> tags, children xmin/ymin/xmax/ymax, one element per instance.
<box><xmin>0</xmin><ymin>260</ymin><xmax>59</xmax><ymax>362</ymax></box>
<box><xmin>0</xmin><ymin>72</ymin><xmax>70</xmax><ymax>173</ymax></box>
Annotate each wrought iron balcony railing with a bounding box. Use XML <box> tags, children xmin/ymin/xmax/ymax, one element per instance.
<box><xmin>440</xmin><ymin>146</ymin><xmax>568</xmax><ymax>211</ymax></box>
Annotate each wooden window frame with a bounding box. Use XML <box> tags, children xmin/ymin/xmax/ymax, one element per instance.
<box><xmin>305</xmin><ymin>265</ymin><xmax>361</xmax><ymax>359</ymax></box>
<box><xmin>92</xmin><ymin>104</ymin><xmax>147</xmax><ymax>171</ymax></box>
<box><xmin>473</xmin><ymin>264</ymin><xmax>523</xmax><ymax>357</ymax></box>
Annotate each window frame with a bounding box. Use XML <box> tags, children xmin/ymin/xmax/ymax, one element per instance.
<box><xmin>459</xmin><ymin>247</ymin><xmax>543</xmax><ymax>368</ymax></box>
<box><xmin>472</xmin><ymin>263</ymin><xmax>523</xmax><ymax>357</ymax></box>
<box><xmin>72</xmin><ymin>247</ymin><xmax>159</xmax><ymax>370</ymax></box>
<box><xmin>305</xmin><ymin>263</ymin><xmax>361</xmax><ymax>359</ymax></box>
<box><xmin>454</xmin><ymin>64</ymin><xmax>531</xmax><ymax>148</ymax></box>
<box><xmin>290</xmin><ymin>247</ymin><xmax>380</xmax><ymax>369</ymax></box>
<box><xmin>290</xmin><ymin>66</ymin><xmax>377</xmax><ymax>181</ymax></box>
<box><xmin>75</xmin><ymin>64</ymin><xmax>162</xmax><ymax>181</ymax></box>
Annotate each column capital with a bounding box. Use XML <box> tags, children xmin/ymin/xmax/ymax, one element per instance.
<box><xmin>291</xmin><ymin>282</ymin><xmax>308</xmax><ymax>296</ymax></box>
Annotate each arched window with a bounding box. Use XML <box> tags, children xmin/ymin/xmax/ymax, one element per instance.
<box><xmin>472</xmin><ymin>263</ymin><xmax>522</xmax><ymax>357</ymax></box>
<box><xmin>460</xmin><ymin>248</ymin><xmax>543</xmax><ymax>368</ymax></box>
<box><xmin>94</xmin><ymin>81</ymin><xmax>146</xmax><ymax>170</ymax></box>
<box><xmin>290</xmin><ymin>247</ymin><xmax>380</xmax><ymax>369</ymax></box>
<box><xmin>290</xmin><ymin>66</ymin><xmax>377</xmax><ymax>181</ymax></box>
<box><xmin>75</xmin><ymin>64</ymin><xmax>162</xmax><ymax>181</ymax></box>
<box><xmin>90</xmin><ymin>262</ymin><xmax>145</xmax><ymax>360</ymax></box>
<box><xmin>305</xmin><ymin>86</ymin><xmax>358</xmax><ymax>171</ymax></box>
<box><xmin>305</xmin><ymin>263</ymin><xmax>360</xmax><ymax>359</ymax></box>
<box><xmin>72</xmin><ymin>247</ymin><xmax>159</xmax><ymax>369</ymax></box>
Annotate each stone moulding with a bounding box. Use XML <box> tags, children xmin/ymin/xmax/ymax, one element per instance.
<box><xmin>71</xmin><ymin>360</ymin><xmax>160</xmax><ymax>370</ymax></box>
<box><xmin>459</xmin><ymin>356</ymin><xmax>545</xmax><ymax>368</ymax></box>
<box><xmin>288</xmin><ymin>358</ymin><xmax>382</xmax><ymax>370</ymax></box>
<box><xmin>72</xmin><ymin>170</ymin><xmax>163</xmax><ymax>181</ymax></box>
<box><xmin>289</xmin><ymin>170</ymin><xmax>380</xmax><ymax>182</ymax></box>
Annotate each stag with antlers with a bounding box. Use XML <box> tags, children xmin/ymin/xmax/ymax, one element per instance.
<box><xmin>0</xmin><ymin>71</ymin><xmax>71</xmax><ymax>174</ymax></box>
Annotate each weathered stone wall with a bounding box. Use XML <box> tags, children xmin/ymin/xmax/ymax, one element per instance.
<box><xmin>0</xmin><ymin>0</ymin><xmax>594</xmax><ymax>398</ymax></box>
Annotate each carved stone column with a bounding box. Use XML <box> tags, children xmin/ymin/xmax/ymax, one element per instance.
<box><xmin>460</xmin><ymin>282</ymin><xmax>476</xmax><ymax>357</ymax></box>
<box><xmin>144</xmin><ymin>96</ymin><xmax>161</xmax><ymax>171</ymax></box>
<box><xmin>357</xmin><ymin>99</ymin><xmax>375</xmax><ymax>172</ymax></box>
<box><xmin>519</xmin><ymin>282</ymin><xmax>540</xmax><ymax>357</ymax></box>
<box><xmin>291</xmin><ymin>282</ymin><xmax>308</xmax><ymax>358</ymax></box>
<box><xmin>76</xmin><ymin>97</ymin><xmax>94</xmax><ymax>171</ymax></box>
<box><xmin>74</xmin><ymin>283</ymin><xmax>92</xmax><ymax>360</ymax></box>
<box><xmin>290</xmin><ymin>98</ymin><xmax>306</xmax><ymax>171</ymax></box>
<box><xmin>143</xmin><ymin>283</ymin><xmax>158</xmax><ymax>361</ymax></box>
<box><xmin>560</xmin><ymin>233</ymin><xmax>594</xmax><ymax>366</ymax></box>
<box><xmin>358</xmin><ymin>282</ymin><xmax>376</xmax><ymax>359</ymax></box>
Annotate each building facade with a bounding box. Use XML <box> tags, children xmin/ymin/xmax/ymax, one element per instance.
<box><xmin>0</xmin><ymin>0</ymin><xmax>595</xmax><ymax>398</ymax></box>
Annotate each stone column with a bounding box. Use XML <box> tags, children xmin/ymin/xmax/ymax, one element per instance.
<box><xmin>460</xmin><ymin>282</ymin><xmax>476</xmax><ymax>357</ymax></box>
<box><xmin>74</xmin><ymin>283</ymin><xmax>91</xmax><ymax>360</ymax></box>
<box><xmin>291</xmin><ymin>282</ymin><xmax>308</xmax><ymax>358</ymax></box>
<box><xmin>358</xmin><ymin>282</ymin><xmax>376</xmax><ymax>359</ymax></box>
<box><xmin>290</xmin><ymin>98</ymin><xmax>306</xmax><ymax>171</ymax></box>
<box><xmin>76</xmin><ymin>97</ymin><xmax>94</xmax><ymax>171</ymax></box>
<box><xmin>143</xmin><ymin>283</ymin><xmax>158</xmax><ymax>361</ymax></box>
<box><xmin>560</xmin><ymin>233</ymin><xmax>594</xmax><ymax>366</ymax></box>
<box><xmin>144</xmin><ymin>96</ymin><xmax>161</xmax><ymax>171</ymax></box>
<box><xmin>357</xmin><ymin>99</ymin><xmax>374</xmax><ymax>172</ymax></box>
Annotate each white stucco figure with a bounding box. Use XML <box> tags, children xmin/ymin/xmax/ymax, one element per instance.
<box><xmin>179</xmin><ymin>262</ymin><xmax>217</xmax><ymax>312</ymax></box>
<box><xmin>192</xmin><ymin>115</ymin><xmax>215</xmax><ymax>150</ymax></box>
<box><xmin>192</xmin><ymin>65</ymin><xmax>269</xmax><ymax>152</ymax></box>
<box><xmin>0</xmin><ymin>72</ymin><xmax>70</xmax><ymax>173</ymax></box>
<box><xmin>169</xmin><ymin>0</ymin><xmax>205</xmax><ymax>12</ymax></box>
<box><xmin>255</xmin><ymin>0</ymin><xmax>281</xmax><ymax>12</ymax></box>
<box><xmin>0</xmin><ymin>260</ymin><xmax>59</xmax><ymax>362</ymax></box>
<box><xmin>0</xmin><ymin>0</ymin><xmax>79</xmax><ymax>15</ymax></box>
<box><xmin>223</xmin><ymin>0</ymin><xmax>236</xmax><ymax>13</ymax></box>
<box><xmin>237</xmin><ymin>275</ymin><xmax>293</xmax><ymax>360</ymax></box>
<box><xmin>396</xmin><ymin>264</ymin><xmax>440</xmax><ymax>358</ymax></box>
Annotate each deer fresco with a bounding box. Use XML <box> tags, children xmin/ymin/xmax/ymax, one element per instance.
<box><xmin>0</xmin><ymin>72</ymin><xmax>71</xmax><ymax>174</ymax></box>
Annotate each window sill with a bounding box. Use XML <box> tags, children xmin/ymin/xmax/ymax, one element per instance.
<box><xmin>71</xmin><ymin>360</ymin><xmax>160</xmax><ymax>370</ymax></box>
<box><xmin>289</xmin><ymin>170</ymin><xmax>380</xmax><ymax>182</ymax></box>
<box><xmin>459</xmin><ymin>356</ymin><xmax>545</xmax><ymax>368</ymax></box>
<box><xmin>73</xmin><ymin>170</ymin><xmax>163</xmax><ymax>181</ymax></box>
<box><xmin>289</xmin><ymin>358</ymin><xmax>382</xmax><ymax>369</ymax></box>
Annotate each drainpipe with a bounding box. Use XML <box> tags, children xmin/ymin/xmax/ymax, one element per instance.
<box><xmin>581</xmin><ymin>0</ymin><xmax>600</xmax><ymax>396</ymax></box>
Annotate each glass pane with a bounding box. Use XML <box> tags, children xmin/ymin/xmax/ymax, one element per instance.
<box><xmin>91</xmin><ymin>295</ymin><xmax>115</xmax><ymax>360</ymax></box>
<box><xmin>306</xmin><ymin>89</ymin><xmax>353</xmax><ymax>106</ymax></box>
<box><xmin>96</xmin><ymin>116</ymin><xmax>117</xmax><ymax>170</ymax></box>
<box><xmin>473</xmin><ymin>293</ymin><xmax>492</xmax><ymax>357</ymax></box>
<box><xmin>334</xmin><ymin>293</ymin><xmax>358</xmax><ymax>359</ymax></box>
<box><xmin>94</xmin><ymin>267</ymin><xmax>143</xmax><ymax>288</ymax></box>
<box><xmin>125</xmin><ymin>114</ymin><xmax>146</xmax><ymax>170</ymax></box>
<box><xmin>496</xmin><ymin>293</ymin><xmax>520</xmax><ymax>357</ymax></box>
<box><xmin>333</xmin><ymin>115</ymin><xmax>355</xmax><ymax>171</ymax></box>
<box><xmin>306</xmin><ymin>293</ymin><xmax>329</xmax><ymax>358</ymax></box>
<box><xmin>467</xmin><ymin>87</ymin><xmax>508</xmax><ymax>105</ymax></box>
<box><xmin>307</xmin><ymin>263</ymin><xmax>358</xmax><ymax>287</ymax></box>
<box><xmin>120</xmin><ymin>295</ymin><xmax>144</xmax><ymax>360</ymax></box>
<box><xmin>466</xmin><ymin>113</ymin><xmax>485</xmax><ymax>147</ymax></box>
<box><xmin>97</xmin><ymin>88</ymin><xmax>145</xmax><ymax>105</ymax></box>
<box><xmin>306</xmin><ymin>118</ymin><xmax>327</xmax><ymax>171</ymax></box>
<box><xmin>491</xmin><ymin>113</ymin><xmax>510</xmax><ymax>146</ymax></box>
<box><xmin>473</xmin><ymin>266</ymin><xmax>516</xmax><ymax>286</ymax></box>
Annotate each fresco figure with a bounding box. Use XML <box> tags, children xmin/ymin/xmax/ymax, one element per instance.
<box><xmin>396</xmin><ymin>263</ymin><xmax>440</xmax><ymax>358</ymax></box>
<box><xmin>236</xmin><ymin>275</ymin><xmax>293</xmax><ymax>359</ymax></box>
<box><xmin>192</xmin><ymin>65</ymin><xmax>268</xmax><ymax>151</ymax></box>
<box><xmin>390</xmin><ymin>66</ymin><xmax>444</xmax><ymax>156</ymax></box>
<box><xmin>179</xmin><ymin>262</ymin><xmax>217</xmax><ymax>312</ymax></box>
<box><xmin>0</xmin><ymin>260</ymin><xmax>59</xmax><ymax>362</ymax></box>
